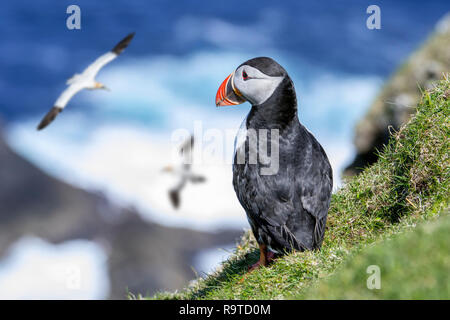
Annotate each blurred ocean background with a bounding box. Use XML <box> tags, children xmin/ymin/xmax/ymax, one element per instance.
<box><xmin>0</xmin><ymin>0</ymin><xmax>448</xmax><ymax>299</ymax></box>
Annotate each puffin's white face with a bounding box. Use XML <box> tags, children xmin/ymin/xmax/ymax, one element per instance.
<box><xmin>233</xmin><ymin>65</ymin><xmax>284</xmax><ymax>106</ymax></box>
<box><xmin>216</xmin><ymin>64</ymin><xmax>285</xmax><ymax>107</ymax></box>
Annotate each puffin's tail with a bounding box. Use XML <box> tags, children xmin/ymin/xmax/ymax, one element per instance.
<box><xmin>312</xmin><ymin>217</ymin><xmax>327</xmax><ymax>250</ymax></box>
<box><xmin>281</xmin><ymin>224</ymin><xmax>308</xmax><ymax>251</ymax></box>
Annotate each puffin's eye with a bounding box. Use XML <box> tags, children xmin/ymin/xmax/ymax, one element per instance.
<box><xmin>242</xmin><ymin>71</ymin><xmax>248</xmax><ymax>80</ymax></box>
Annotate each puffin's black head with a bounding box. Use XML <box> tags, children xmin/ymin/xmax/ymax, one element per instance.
<box><xmin>216</xmin><ymin>57</ymin><xmax>292</xmax><ymax>107</ymax></box>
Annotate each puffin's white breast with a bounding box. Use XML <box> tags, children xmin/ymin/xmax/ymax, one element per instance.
<box><xmin>233</xmin><ymin>115</ymin><xmax>248</xmax><ymax>164</ymax></box>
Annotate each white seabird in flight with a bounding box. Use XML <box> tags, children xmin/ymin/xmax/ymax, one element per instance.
<box><xmin>37</xmin><ymin>32</ymin><xmax>135</xmax><ymax>130</ymax></box>
<box><xmin>162</xmin><ymin>135</ymin><xmax>207</xmax><ymax>209</ymax></box>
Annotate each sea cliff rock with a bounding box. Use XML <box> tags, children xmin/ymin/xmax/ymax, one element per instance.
<box><xmin>345</xmin><ymin>14</ymin><xmax>450</xmax><ymax>175</ymax></box>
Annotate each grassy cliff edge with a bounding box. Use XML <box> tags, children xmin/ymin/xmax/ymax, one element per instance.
<box><xmin>147</xmin><ymin>76</ymin><xmax>449</xmax><ymax>300</ymax></box>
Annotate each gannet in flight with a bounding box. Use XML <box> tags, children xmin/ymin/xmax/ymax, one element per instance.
<box><xmin>37</xmin><ymin>32</ymin><xmax>135</xmax><ymax>130</ymax></box>
<box><xmin>162</xmin><ymin>135</ymin><xmax>206</xmax><ymax>209</ymax></box>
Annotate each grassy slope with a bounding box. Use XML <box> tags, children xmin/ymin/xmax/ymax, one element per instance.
<box><xmin>298</xmin><ymin>212</ymin><xmax>450</xmax><ymax>299</ymax></box>
<box><xmin>149</xmin><ymin>76</ymin><xmax>449</xmax><ymax>300</ymax></box>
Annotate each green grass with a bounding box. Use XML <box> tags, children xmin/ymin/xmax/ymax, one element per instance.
<box><xmin>298</xmin><ymin>212</ymin><xmax>450</xmax><ymax>299</ymax></box>
<box><xmin>145</xmin><ymin>76</ymin><xmax>449</xmax><ymax>300</ymax></box>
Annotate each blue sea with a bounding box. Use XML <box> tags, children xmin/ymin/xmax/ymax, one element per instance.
<box><xmin>0</xmin><ymin>0</ymin><xmax>448</xmax><ymax>298</ymax></box>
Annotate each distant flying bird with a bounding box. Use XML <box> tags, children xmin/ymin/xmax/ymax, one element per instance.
<box><xmin>216</xmin><ymin>57</ymin><xmax>333</xmax><ymax>271</ymax></box>
<box><xmin>37</xmin><ymin>32</ymin><xmax>135</xmax><ymax>130</ymax></box>
<box><xmin>162</xmin><ymin>135</ymin><xmax>206</xmax><ymax>209</ymax></box>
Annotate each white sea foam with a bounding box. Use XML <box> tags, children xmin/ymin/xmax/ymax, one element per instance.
<box><xmin>8</xmin><ymin>119</ymin><xmax>247</xmax><ymax>230</ymax></box>
<box><xmin>0</xmin><ymin>237</ymin><xmax>109</xmax><ymax>299</ymax></box>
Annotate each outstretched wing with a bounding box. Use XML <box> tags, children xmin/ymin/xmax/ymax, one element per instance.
<box><xmin>83</xmin><ymin>32</ymin><xmax>135</xmax><ymax>79</ymax></box>
<box><xmin>54</xmin><ymin>82</ymin><xmax>84</xmax><ymax>109</ymax></box>
<box><xmin>37</xmin><ymin>83</ymin><xmax>84</xmax><ymax>130</ymax></box>
<box><xmin>169</xmin><ymin>176</ymin><xmax>187</xmax><ymax>209</ymax></box>
<box><xmin>37</xmin><ymin>107</ymin><xmax>62</xmax><ymax>130</ymax></box>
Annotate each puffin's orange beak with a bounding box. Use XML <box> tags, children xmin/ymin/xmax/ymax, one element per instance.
<box><xmin>215</xmin><ymin>73</ymin><xmax>246</xmax><ymax>107</ymax></box>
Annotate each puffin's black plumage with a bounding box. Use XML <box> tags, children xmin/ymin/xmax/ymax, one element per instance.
<box><xmin>230</xmin><ymin>57</ymin><xmax>333</xmax><ymax>257</ymax></box>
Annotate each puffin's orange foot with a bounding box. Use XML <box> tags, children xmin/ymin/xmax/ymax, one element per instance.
<box><xmin>239</xmin><ymin>250</ymin><xmax>276</xmax><ymax>283</ymax></box>
<box><xmin>249</xmin><ymin>250</ymin><xmax>276</xmax><ymax>269</ymax></box>
<box><xmin>266</xmin><ymin>250</ymin><xmax>276</xmax><ymax>264</ymax></box>
<box><xmin>248</xmin><ymin>260</ymin><xmax>263</xmax><ymax>272</ymax></box>
<box><xmin>239</xmin><ymin>262</ymin><xmax>261</xmax><ymax>283</ymax></box>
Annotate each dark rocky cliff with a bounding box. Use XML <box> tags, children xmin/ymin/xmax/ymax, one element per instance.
<box><xmin>345</xmin><ymin>14</ymin><xmax>450</xmax><ymax>176</ymax></box>
<box><xmin>0</xmin><ymin>125</ymin><xmax>240</xmax><ymax>298</ymax></box>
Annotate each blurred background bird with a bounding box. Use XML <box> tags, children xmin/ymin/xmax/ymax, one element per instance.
<box><xmin>162</xmin><ymin>135</ymin><xmax>206</xmax><ymax>209</ymax></box>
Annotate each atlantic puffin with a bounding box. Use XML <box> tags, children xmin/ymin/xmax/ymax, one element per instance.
<box><xmin>216</xmin><ymin>57</ymin><xmax>333</xmax><ymax>270</ymax></box>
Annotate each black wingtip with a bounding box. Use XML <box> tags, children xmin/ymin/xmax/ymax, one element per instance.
<box><xmin>37</xmin><ymin>107</ymin><xmax>62</xmax><ymax>131</ymax></box>
<box><xmin>169</xmin><ymin>190</ymin><xmax>180</xmax><ymax>209</ymax></box>
<box><xmin>112</xmin><ymin>32</ymin><xmax>135</xmax><ymax>55</ymax></box>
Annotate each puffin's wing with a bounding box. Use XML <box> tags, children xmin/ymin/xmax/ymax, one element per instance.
<box><xmin>83</xmin><ymin>32</ymin><xmax>135</xmax><ymax>78</ymax></box>
<box><xmin>242</xmin><ymin>132</ymin><xmax>332</xmax><ymax>250</ymax></box>
<box><xmin>37</xmin><ymin>83</ymin><xmax>83</xmax><ymax>130</ymax></box>
<box><xmin>298</xmin><ymin>142</ymin><xmax>333</xmax><ymax>247</ymax></box>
